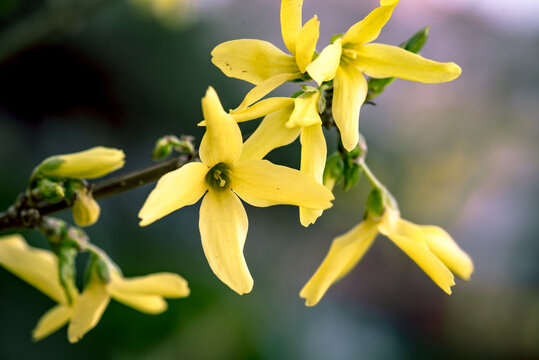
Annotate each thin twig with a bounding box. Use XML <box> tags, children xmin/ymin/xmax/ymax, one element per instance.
<box><xmin>0</xmin><ymin>153</ymin><xmax>197</xmax><ymax>232</ymax></box>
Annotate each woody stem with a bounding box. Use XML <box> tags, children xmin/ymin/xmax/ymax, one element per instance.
<box><xmin>0</xmin><ymin>153</ymin><xmax>197</xmax><ymax>232</ymax></box>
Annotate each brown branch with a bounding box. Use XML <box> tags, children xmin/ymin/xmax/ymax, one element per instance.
<box><xmin>0</xmin><ymin>153</ymin><xmax>196</xmax><ymax>232</ymax></box>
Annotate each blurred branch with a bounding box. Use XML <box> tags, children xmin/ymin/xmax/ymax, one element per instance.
<box><xmin>0</xmin><ymin>153</ymin><xmax>196</xmax><ymax>231</ymax></box>
<box><xmin>0</xmin><ymin>0</ymin><xmax>116</xmax><ymax>64</ymax></box>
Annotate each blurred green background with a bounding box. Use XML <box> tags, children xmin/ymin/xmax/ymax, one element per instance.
<box><xmin>1</xmin><ymin>0</ymin><xmax>538</xmax><ymax>359</ymax></box>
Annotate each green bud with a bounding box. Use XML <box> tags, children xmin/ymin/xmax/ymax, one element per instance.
<box><xmin>366</xmin><ymin>187</ymin><xmax>385</xmax><ymax>217</ymax></box>
<box><xmin>153</xmin><ymin>138</ymin><xmax>174</xmax><ymax>160</ymax></box>
<box><xmin>343</xmin><ymin>163</ymin><xmax>362</xmax><ymax>191</ymax></box>
<box><xmin>32</xmin><ymin>178</ymin><xmax>65</xmax><ymax>203</ymax></box>
<box><xmin>323</xmin><ymin>153</ymin><xmax>344</xmax><ymax>190</ymax></box>
<box><xmin>153</xmin><ymin>135</ymin><xmax>195</xmax><ymax>159</ymax></box>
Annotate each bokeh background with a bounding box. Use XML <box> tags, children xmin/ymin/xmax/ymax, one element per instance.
<box><xmin>1</xmin><ymin>0</ymin><xmax>538</xmax><ymax>359</ymax></box>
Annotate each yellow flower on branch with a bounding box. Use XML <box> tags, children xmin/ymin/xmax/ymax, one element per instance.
<box><xmin>211</xmin><ymin>0</ymin><xmax>320</xmax><ymax>112</ymax></box>
<box><xmin>67</xmin><ymin>249</ymin><xmax>189</xmax><ymax>343</ymax></box>
<box><xmin>300</xmin><ymin>208</ymin><xmax>473</xmax><ymax>306</ymax></box>
<box><xmin>139</xmin><ymin>87</ymin><xmax>334</xmax><ymax>294</ymax></box>
<box><xmin>306</xmin><ymin>0</ymin><xmax>461</xmax><ymax>151</ymax></box>
<box><xmin>0</xmin><ymin>235</ymin><xmax>189</xmax><ymax>342</ymax></box>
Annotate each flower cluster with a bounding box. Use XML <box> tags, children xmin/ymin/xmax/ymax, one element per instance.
<box><xmin>0</xmin><ymin>0</ymin><xmax>474</xmax><ymax>343</ymax></box>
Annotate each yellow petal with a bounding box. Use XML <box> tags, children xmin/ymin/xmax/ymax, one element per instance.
<box><xmin>38</xmin><ymin>146</ymin><xmax>125</xmax><ymax>179</ymax></box>
<box><xmin>108</xmin><ymin>289</ymin><xmax>168</xmax><ymax>314</ymax></box>
<box><xmin>67</xmin><ymin>276</ymin><xmax>110</xmax><ymax>343</ymax></box>
<box><xmin>299</xmin><ymin>124</ymin><xmax>327</xmax><ymax>226</ymax></box>
<box><xmin>230</xmin><ymin>97</ymin><xmax>294</xmax><ymax>122</ymax></box>
<box><xmin>72</xmin><ymin>188</ymin><xmax>100</xmax><ymax>227</ymax></box>
<box><xmin>342</xmin><ymin>0</ymin><xmax>399</xmax><ymax>45</ymax></box>
<box><xmin>32</xmin><ymin>304</ymin><xmax>72</xmax><ymax>341</ymax></box>
<box><xmin>332</xmin><ymin>62</ymin><xmax>368</xmax><ymax>151</ymax></box>
<box><xmin>199</xmin><ymin>87</ymin><xmax>244</xmax><ymax>167</ymax></box>
<box><xmin>199</xmin><ymin>189</ymin><xmax>253</xmax><ymax>295</ymax></box>
<box><xmin>281</xmin><ymin>0</ymin><xmax>303</xmax><ymax>55</ymax></box>
<box><xmin>0</xmin><ymin>235</ymin><xmax>67</xmax><ymax>304</ymax></box>
<box><xmin>138</xmin><ymin>162</ymin><xmax>208</xmax><ymax>226</ymax></box>
<box><xmin>306</xmin><ymin>39</ymin><xmax>342</xmax><ymax>85</ymax></box>
<box><xmin>107</xmin><ymin>272</ymin><xmax>190</xmax><ymax>298</ymax></box>
<box><xmin>352</xmin><ymin>44</ymin><xmax>462</xmax><ymax>82</ymax></box>
<box><xmin>420</xmin><ymin>226</ymin><xmax>474</xmax><ymax>280</ymax></box>
<box><xmin>230</xmin><ymin>159</ymin><xmax>334</xmax><ymax>210</ymax></box>
<box><xmin>233</xmin><ymin>72</ymin><xmax>302</xmax><ymax>113</ymax></box>
<box><xmin>211</xmin><ymin>40</ymin><xmax>299</xmax><ymax>85</ymax></box>
<box><xmin>377</xmin><ymin>214</ymin><xmax>455</xmax><ymax>294</ymax></box>
<box><xmin>295</xmin><ymin>16</ymin><xmax>319</xmax><ymax>73</ymax></box>
<box><xmin>239</xmin><ymin>105</ymin><xmax>300</xmax><ymax>162</ymax></box>
<box><xmin>286</xmin><ymin>91</ymin><xmax>322</xmax><ymax>128</ymax></box>
<box><xmin>300</xmin><ymin>220</ymin><xmax>379</xmax><ymax>306</ymax></box>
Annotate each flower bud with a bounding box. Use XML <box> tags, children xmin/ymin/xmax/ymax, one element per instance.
<box><xmin>72</xmin><ymin>189</ymin><xmax>100</xmax><ymax>227</ymax></box>
<box><xmin>37</xmin><ymin>146</ymin><xmax>125</xmax><ymax>179</ymax></box>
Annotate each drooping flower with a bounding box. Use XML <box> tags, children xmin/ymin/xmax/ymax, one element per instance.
<box><xmin>306</xmin><ymin>0</ymin><xmax>461</xmax><ymax>151</ymax></box>
<box><xmin>0</xmin><ymin>235</ymin><xmax>189</xmax><ymax>342</ymax></box>
<box><xmin>211</xmin><ymin>0</ymin><xmax>320</xmax><ymax>112</ymax></box>
<box><xmin>300</xmin><ymin>208</ymin><xmax>473</xmax><ymax>306</ymax></box>
<box><xmin>139</xmin><ymin>87</ymin><xmax>334</xmax><ymax>294</ymax></box>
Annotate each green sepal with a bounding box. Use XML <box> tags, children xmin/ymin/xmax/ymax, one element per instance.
<box><xmin>32</xmin><ymin>178</ymin><xmax>66</xmax><ymax>203</ymax></box>
<box><xmin>36</xmin><ymin>157</ymin><xmax>65</xmax><ymax>173</ymax></box>
<box><xmin>323</xmin><ymin>152</ymin><xmax>344</xmax><ymax>187</ymax></box>
<box><xmin>290</xmin><ymin>90</ymin><xmax>304</xmax><ymax>98</ymax></box>
<box><xmin>57</xmin><ymin>244</ymin><xmax>78</xmax><ymax>305</ymax></box>
<box><xmin>366</xmin><ymin>187</ymin><xmax>385</xmax><ymax>217</ymax></box>
<box><xmin>343</xmin><ymin>163</ymin><xmax>362</xmax><ymax>191</ymax></box>
<box><xmin>330</xmin><ymin>33</ymin><xmax>344</xmax><ymax>44</ymax></box>
<box><xmin>84</xmin><ymin>252</ymin><xmax>110</xmax><ymax>287</ymax></box>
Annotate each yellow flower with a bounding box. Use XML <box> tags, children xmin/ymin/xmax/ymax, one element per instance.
<box><xmin>139</xmin><ymin>87</ymin><xmax>334</xmax><ymax>294</ymax></box>
<box><xmin>306</xmin><ymin>0</ymin><xmax>461</xmax><ymax>151</ymax></box>
<box><xmin>228</xmin><ymin>94</ymin><xmax>327</xmax><ymax>227</ymax></box>
<box><xmin>300</xmin><ymin>208</ymin><xmax>473</xmax><ymax>306</ymax></box>
<box><xmin>211</xmin><ymin>0</ymin><xmax>320</xmax><ymax>112</ymax></box>
<box><xmin>0</xmin><ymin>235</ymin><xmax>189</xmax><ymax>342</ymax></box>
<box><xmin>67</xmin><ymin>255</ymin><xmax>189</xmax><ymax>343</ymax></box>
<box><xmin>37</xmin><ymin>146</ymin><xmax>125</xmax><ymax>179</ymax></box>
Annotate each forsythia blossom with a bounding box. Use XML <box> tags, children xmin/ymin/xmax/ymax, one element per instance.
<box><xmin>139</xmin><ymin>87</ymin><xmax>334</xmax><ymax>294</ymax></box>
<box><xmin>211</xmin><ymin>0</ymin><xmax>320</xmax><ymax>111</ymax></box>
<box><xmin>0</xmin><ymin>235</ymin><xmax>189</xmax><ymax>342</ymax></box>
<box><xmin>306</xmin><ymin>0</ymin><xmax>461</xmax><ymax>151</ymax></box>
<box><xmin>300</xmin><ymin>208</ymin><xmax>474</xmax><ymax>306</ymax></box>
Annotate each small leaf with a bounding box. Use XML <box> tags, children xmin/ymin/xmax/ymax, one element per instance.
<box><xmin>366</xmin><ymin>188</ymin><xmax>384</xmax><ymax>217</ymax></box>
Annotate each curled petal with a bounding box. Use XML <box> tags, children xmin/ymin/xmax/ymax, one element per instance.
<box><xmin>67</xmin><ymin>276</ymin><xmax>110</xmax><ymax>343</ymax></box>
<box><xmin>281</xmin><ymin>0</ymin><xmax>303</xmax><ymax>55</ymax></box>
<box><xmin>139</xmin><ymin>162</ymin><xmax>208</xmax><ymax>226</ymax></box>
<box><xmin>108</xmin><ymin>290</ymin><xmax>168</xmax><ymax>314</ymax></box>
<box><xmin>299</xmin><ymin>124</ymin><xmax>327</xmax><ymax>226</ymax></box>
<box><xmin>286</xmin><ymin>91</ymin><xmax>322</xmax><ymax>128</ymax></box>
<box><xmin>211</xmin><ymin>40</ymin><xmax>298</xmax><ymax>85</ymax></box>
<box><xmin>230</xmin><ymin>159</ymin><xmax>334</xmax><ymax>210</ymax></box>
<box><xmin>421</xmin><ymin>226</ymin><xmax>474</xmax><ymax>280</ymax></box>
<box><xmin>199</xmin><ymin>189</ymin><xmax>253</xmax><ymax>295</ymax></box>
<box><xmin>233</xmin><ymin>72</ymin><xmax>303</xmax><ymax>113</ymax></box>
<box><xmin>306</xmin><ymin>39</ymin><xmax>342</xmax><ymax>85</ymax></box>
<box><xmin>199</xmin><ymin>87</ymin><xmax>244</xmax><ymax>166</ymax></box>
<box><xmin>295</xmin><ymin>16</ymin><xmax>320</xmax><ymax>73</ymax></box>
<box><xmin>230</xmin><ymin>97</ymin><xmax>294</xmax><ymax>122</ymax></box>
<box><xmin>332</xmin><ymin>62</ymin><xmax>368</xmax><ymax>151</ymax></box>
<box><xmin>352</xmin><ymin>44</ymin><xmax>461</xmax><ymax>83</ymax></box>
<box><xmin>239</xmin><ymin>105</ymin><xmax>300</xmax><ymax>162</ymax></box>
<box><xmin>0</xmin><ymin>235</ymin><xmax>67</xmax><ymax>304</ymax></box>
<box><xmin>32</xmin><ymin>305</ymin><xmax>72</xmax><ymax>341</ymax></box>
<box><xmin>300</xmin><ymin>220</ymin><xmax>379</xmax><ymax>306</ymax></box>
<box><xmin>342</xmin><ymin>0</ymin><xmax>399</xmax><ymax>45</ymax></box>
<box><xmin>378</xmin><ymin>214</ymin><xmax>455</xmax><ymax>294</ymax></box>
<box><xmin>107</xmin><ymin>273</ymin><xmax>190</xmax><ymax>298</ymax></box>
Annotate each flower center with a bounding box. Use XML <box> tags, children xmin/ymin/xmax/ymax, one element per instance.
<box><xmin>205</xmin><ymin>162</ymin><xmax>231</xmax><ymax>191</ymax></box>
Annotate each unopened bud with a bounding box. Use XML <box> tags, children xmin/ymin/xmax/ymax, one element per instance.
<box><xmin>36</xmin><ymin>147</ymin><xmax>125</xmax><ymax>179</ymax></box>
<box><xmin>72</xmin><ymin>189</ymin><xmax>100</xmax><ymax>227</ymax></box>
